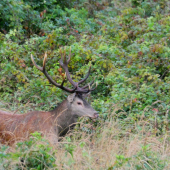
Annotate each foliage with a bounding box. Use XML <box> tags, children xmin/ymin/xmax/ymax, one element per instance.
<box><xmin>0</xmin><ymin>0</ymin><xmax>170</xmax><ymax>169</ymax></box>
<box><xmin>0</xmin><ymin>0</ymin><xmax>77</xmax><ymax>39</ymax></box>
<box><xmin>0</xmin><ymin>132</ymin><xmax>56</xmax><ymax>169</ymax></box>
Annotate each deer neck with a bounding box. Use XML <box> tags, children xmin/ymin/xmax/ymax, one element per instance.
<box><xmin>51</xmin><ymin>99</ymin><xmax>77</xmax><ymax>136</ymax></box>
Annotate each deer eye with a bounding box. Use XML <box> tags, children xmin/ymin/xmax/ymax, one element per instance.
<box><xmin>77</xmin><ymin>102</ymin><xmax>82</xmax><ymax>105</ymax></box>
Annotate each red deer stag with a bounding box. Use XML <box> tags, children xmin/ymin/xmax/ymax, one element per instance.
<box><xmin>0</xmin><ymin>48</ymin><xmax>98</xmax><ymax>145</ymax></box>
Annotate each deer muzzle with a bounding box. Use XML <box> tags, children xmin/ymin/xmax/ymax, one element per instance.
<box><xmin>93</xmin><ymin>112</ymin><xmax>99</xmax><ymax>119</ymax></box>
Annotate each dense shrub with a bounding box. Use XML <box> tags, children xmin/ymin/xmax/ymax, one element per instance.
<box><xmin>0</xmin><ymin>0</ymin><xmax>170</xmax><ymax>169</ymax></box>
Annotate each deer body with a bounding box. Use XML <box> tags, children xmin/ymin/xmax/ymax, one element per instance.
<box><xmin>0</xmin><ymin>94</ymin><xmax>98</xmax><ymax>145</ymax></box>
<box><xmin>0</xmin><ymin>48</ymin><xmax>98</xmax><ymax>145</ymax></box>
<box><xmin>0</xmin><ymin>110</ymin><xmax>54</xmax><ymax>145</ymax></box>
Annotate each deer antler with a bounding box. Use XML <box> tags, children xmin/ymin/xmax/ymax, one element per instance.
<box><xmin>31</xmin><ymin>53</ymin><xmax>76</xmax><ymax>92</ymax></box>
<box><xmin>31</xmin><ymin>48</ymin><xmax>96</xmax><ymax>93</ymax></box>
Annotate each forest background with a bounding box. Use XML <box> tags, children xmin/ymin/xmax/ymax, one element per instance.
<box><xmin>0</xmin><ymin>0</ymin><xmax>170</xmax><ymax>169</ymax></box>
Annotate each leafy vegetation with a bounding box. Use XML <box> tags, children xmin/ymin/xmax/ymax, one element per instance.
<box><xmin>0</xmin><ymin>0</ymin><xmax>170</xmax><ymax>169</ymax></box>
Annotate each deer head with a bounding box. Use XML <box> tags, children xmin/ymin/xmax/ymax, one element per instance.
<box><xmin>31</xmin><ymin>47</ymin><xmax>98</xmax><ymax>119</ymax></box>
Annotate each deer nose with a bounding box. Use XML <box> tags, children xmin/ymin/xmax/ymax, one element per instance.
<box><xmin>94</xmin><ymin>112</ymin><xmax>99</xmax><ymax>118</ymax></box>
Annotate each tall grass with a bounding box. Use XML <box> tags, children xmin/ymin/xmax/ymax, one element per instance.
<box><xmin>1</xmin><ymin>103</ymin><xmax>170</xmax><ymax>169</ymax></box>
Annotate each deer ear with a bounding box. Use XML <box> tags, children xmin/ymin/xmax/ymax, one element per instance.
<box><xmin>67</xmin><ymin>93</ymin><xmax>76</xmax><ymax>103</ymax></box>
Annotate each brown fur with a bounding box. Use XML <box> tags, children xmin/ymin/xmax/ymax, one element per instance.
<box><xmin>0</xmin><ymin>99</ymin><xmax>71</xmax><ymax>145</ymax></box>
<box><xmin>0</xmin><ymin>111</ymin><xmax>56</xmax><ymax>145</ymax></box>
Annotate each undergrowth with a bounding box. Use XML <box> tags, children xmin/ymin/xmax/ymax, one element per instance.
<box><xmin>0</xmin><ymin>106</ymin><xmax>170</xmax><ymax>169</ymax></box>
<box><xmin>1</xmin><ymin>0</ymin><xmax>170</xmax><ymax>169</ymax></box>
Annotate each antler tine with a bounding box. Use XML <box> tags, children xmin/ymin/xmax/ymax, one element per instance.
<box><xmin>82</xmin><ymin>79</ymin><xmax>94</xmax><ymax>89</ymax></box>
<box><xmin>89</xmin><ymin>82</ymin><xmax>98</xmax><ymax>91</ymax></box>
<box><xmin>31</xmin><ymin>54</ymin><xmax>43</xmax><ymax>71</ymax></box>
<box><xmin>59</xmin><ymin>47</ymin><xmax>77</xmax><ymax>87</ymax></box>
<box><xmin>78</xmin><ymin>65</ymin><xmax>91</xmax><ymax>85</ymax></box>
<box><xmin>61</xmin><ymin>73</ymin><xmax>66</xmax><ymax>86</ymax></box>
<box><xmin>63</xmin><ymin>46</ymin><xmax>67</xmax><ymax>64</ymax></box>
<box><xmin>67</xmin><ymin>46</ymin><xmax>71</xmax><ymax>63</ymax></box>
<box><xmin>64</xmin><ymin>47</ymin><xmax>66</xmax><ymax>58</ymax></box>
<box><xmin>43</xmin><ymin>52</ymin><xmax>47</xmax><ymax>71</ymax></box>
<box><xmin>75</xmin><ymin>80</ymin><xmax>97</xmax><ymax>93</ymax></box>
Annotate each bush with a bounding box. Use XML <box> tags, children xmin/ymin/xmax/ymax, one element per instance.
<box><xmin>1</xmin><ymin>0</ymin><xmax>170</xmax><ymax>168</ymax></box>
<box><xmin>1</xmin><ymin>132</ymin><xmax>56</xmax><ymax>169</ymax></box>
